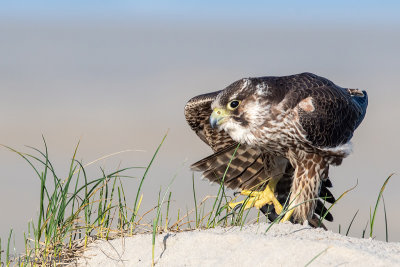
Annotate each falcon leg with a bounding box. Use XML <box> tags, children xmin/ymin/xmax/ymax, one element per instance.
<box><xmin>280</xmin><ymin>209</ymin><xmax>294</xmax><ymax>222</ymax></box>
<box><xmin>228</xmin><ymin>176</ymin><xmax>283</xmax><ymax>214</ymax></box>
<box><xmin>283</xmin><ymin>151</ymin><xmax>329</xmax><ymax>224</ymax></box>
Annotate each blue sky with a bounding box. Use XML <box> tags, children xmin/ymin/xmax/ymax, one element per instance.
<box><xmin>1</xmin><ymin>0</ymin><xmax>400</xmax><ymax>24</ymax></box>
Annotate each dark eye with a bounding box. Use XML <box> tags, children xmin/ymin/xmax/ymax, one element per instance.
<box><xmin>228</xmin><ymin>100</ymin><xmax>240</xmax><ymax>110</ymax></box>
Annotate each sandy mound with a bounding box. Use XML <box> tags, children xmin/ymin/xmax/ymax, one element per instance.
<box><xmin>77</xmin><ymin>223</ymin><xmax>400</xmax><ymax>266</ymax></box>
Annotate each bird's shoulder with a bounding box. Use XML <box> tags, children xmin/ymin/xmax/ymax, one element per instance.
<box><xmin>249</xmin><ymin>72</ymin><xmax>337</xmax><ymax>105</ymax></box>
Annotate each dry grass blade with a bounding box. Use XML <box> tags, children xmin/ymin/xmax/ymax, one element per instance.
<box><xmin>304</xmin><ymin>246</ymin><xmax>330</xmax><ymax>267</ymax></box>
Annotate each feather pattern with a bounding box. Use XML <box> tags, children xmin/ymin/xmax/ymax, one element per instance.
<box><xmin>184</xmin><ymin>80</ymin><xmax>338</xmax><ymax>223</ymax></box>
<box><xmin>193</xmin><ymin>72</ymin><xmax>367</xmax><ymax>223</ymax></box>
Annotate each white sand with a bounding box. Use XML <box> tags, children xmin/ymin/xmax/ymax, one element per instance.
<box><xmin>77</xmin><ymin>223</ymin><xmax>400</xmax><ymax>267</ymax></box>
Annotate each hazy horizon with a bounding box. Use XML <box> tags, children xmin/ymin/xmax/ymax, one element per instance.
<box><xmin>1</xmin><ymin>1</ymin><xmax>400</xmax><ymax>252</ymax></box>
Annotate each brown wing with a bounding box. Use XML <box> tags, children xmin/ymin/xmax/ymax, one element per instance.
<box><xmin>191</xmin><ymin>143</ymin><xmax>267</xmax><ymax>191</ymax></box>
<box><xmin>185</xmin><ymin>91</ymin><xmax>266</xmax><ymax>190</ymax></box>
<box><xmin>296</xmin><ymin>85</ymin><xmax>368</xmax><ymax>148</ymax></box>
<box><xmin>185</xmin><ymin>88</ymin><xmax>335</xmax><ymax>222</ymax></box>
<box><xmin>268</xmin><ymin>72</ymin><xmax>368</xmax><ymax>148</ymax></box>
<box><xmin>184</xmin><ymin>91</ymin><xmax>235</xmax><ymax>152</ymax></box>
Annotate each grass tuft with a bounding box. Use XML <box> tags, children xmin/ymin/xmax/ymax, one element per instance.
<box><xmin>0</xmin><ymin>136</ymin><xmax>396</xmax><ymax>265</ymax></box>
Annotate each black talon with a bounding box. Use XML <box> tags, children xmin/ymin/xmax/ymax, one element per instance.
<box><xmin>320</xmin><ymin>187</ymin><xmax>336</xmax><ymax>204</ymax></box>
<box><xmin>261</xmin><ymin>204</ymin><xmax>280</xmax><ymax>222</ymax></box>
<box><xmin>315</xmin><ymin>200</ymin><xmax>333</xmax><ymax>222</ymax></box>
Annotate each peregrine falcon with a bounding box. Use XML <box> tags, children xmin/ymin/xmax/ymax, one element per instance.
<box><xmin>185</xmin><ymin>72</ymin><xmax>367</xmax><ymax>225</ymax></box>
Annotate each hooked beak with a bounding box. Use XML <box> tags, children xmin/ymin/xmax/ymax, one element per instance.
<box><xmin>210</xmin><ymin>108</ymin><xmax>228</xmax><ymax>128</ymax></box>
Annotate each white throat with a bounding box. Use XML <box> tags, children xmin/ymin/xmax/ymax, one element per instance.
<box><xmin>220</xmin><ymin>119</ymin><xmax>258</xmax><ymax>146</ymax></box>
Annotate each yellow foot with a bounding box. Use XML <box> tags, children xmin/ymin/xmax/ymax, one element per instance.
<box><xmin>228</xmin><ymin>182</ymin><xmax>283</xmax><ymax>214</ymax></box>
<box><xmin>280</xmin><ymin>208</ymin><xmax>294</xmax><ymax>223</ymax></box>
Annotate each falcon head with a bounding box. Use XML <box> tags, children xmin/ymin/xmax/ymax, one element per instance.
<box><xmin>210</xmin><ymin>78</ymin><xmax>272</xmax><ymax>145</ymax></box>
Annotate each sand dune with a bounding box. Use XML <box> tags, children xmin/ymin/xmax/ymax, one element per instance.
<box><xmin>77</xmin><ymin>222</ymin><xmax>400</xmax><ymax>266</ymax></box>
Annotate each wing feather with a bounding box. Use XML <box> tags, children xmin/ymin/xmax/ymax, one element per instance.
<box><xmin>275</xmin><ymin>73</ymin><xmax>369</xmax><ymax>148</ymax></box>
<box><xmin>191</xmin><ymin>143</ymin><xmax>265</xmax><ymax>191</ymax></box>
<box><xmin>185</xmin><ymin>91</ymin><xmax>266</xmax><ymax>191</ymax></box>
<box><xmin>185</xmin><ymin>91</ymin><xmax>235</xmax><ymax>152</ymax></box>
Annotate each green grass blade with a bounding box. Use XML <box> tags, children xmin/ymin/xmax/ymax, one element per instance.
<box><xmin>362</xmin><ymin>220</ymin><xmax>368</xmax><ymax>238</ymax></box>
<box><xmin>370</xmin><ymin>174</ymin><xmax>394</xmax><ymax>238</ymax></box>
<box><xmin>6</xmin><ymin>229</ymin><xmax>13</xmax><ymax>267</ymax></box>
<box><xmin>207</xmin><ymin>143</ymin><xmax>240</xmax><ymax>228</ymax></box>
<box><xmin>192</xmin><ymin>173</ymin><xmax>199</xmax><ymax>228</ymax></box>
<box><xmin>131</xmin><ymin>132</ymin><xmax>168</xmax><ymax>223</ymax></box>
<box><xmin>382</xmin><ymin>196</ymin><xmax>389</xmax><ymax>242</ymax></box>
<box><xmin>345</xmin><ymin>210</ymin><xmax>359</xmax><ymax>236</ymax></box>
<box><xmin>319</xmin><ymin>179</ymin><xmax>358</xmax><ymax>226</ymax></box>
<box><xmin>165</xmin><ymin>192</ymin><xmax>172</xmax><ymax>231</ymax></box>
